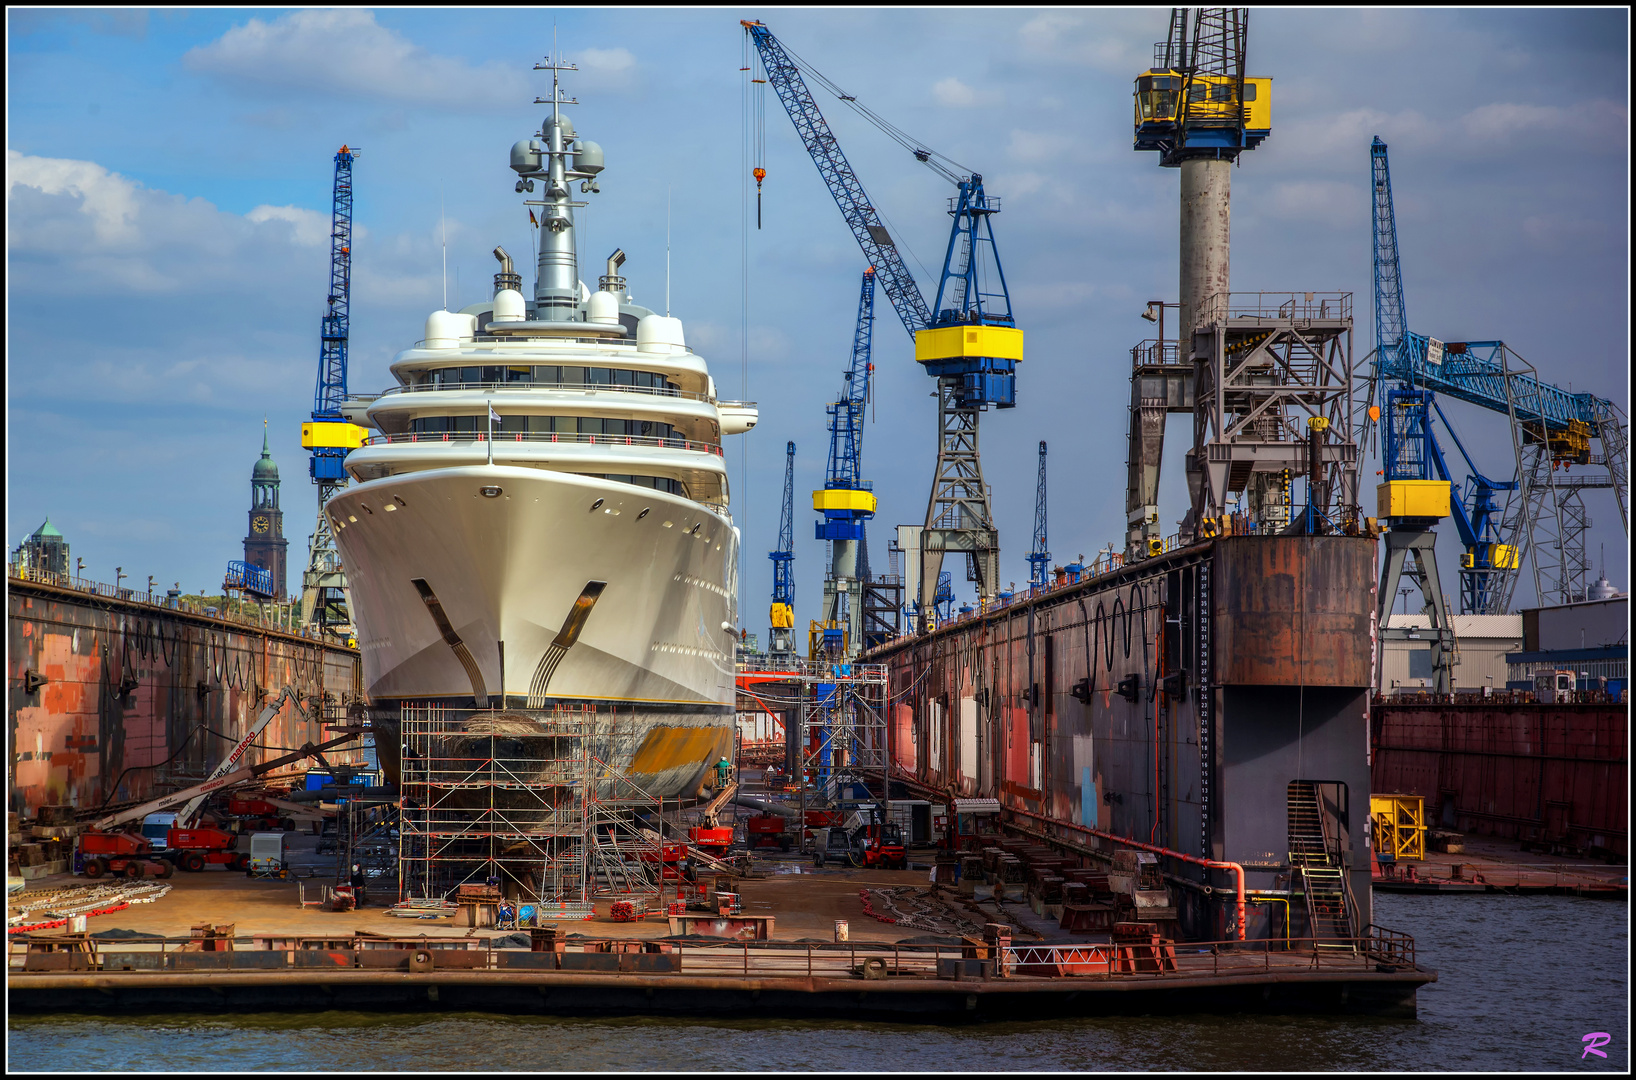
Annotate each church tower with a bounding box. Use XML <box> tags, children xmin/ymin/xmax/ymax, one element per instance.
<box><xmin>244</xmin><ymin>421</ymin><xmax>289</xmax><ymax>598</ymax></box>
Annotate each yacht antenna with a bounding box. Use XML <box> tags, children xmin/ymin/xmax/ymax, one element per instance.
<box><xmin>441</xmin><ymin>187</ymin><xmax>448</xmax><ymax>311</ymax></box>
<box><xmin>666</xmin><ymin>185</ymin><xmax>672</xmax><ymax>317</ymax></box>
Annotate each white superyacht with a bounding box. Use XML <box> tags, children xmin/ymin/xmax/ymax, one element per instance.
<box><xmin>328</xmin><ymin>57</ymin><xmax>755</xmax><ymax>799</ymax></box>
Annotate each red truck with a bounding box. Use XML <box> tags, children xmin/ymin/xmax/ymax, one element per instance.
<box><xmin>78</xmin><ymin>831</ymin><xmax>175</xmax><ymax>880</ymax></box>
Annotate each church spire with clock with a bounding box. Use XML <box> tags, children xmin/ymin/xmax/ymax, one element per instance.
<box><xmin>244</xmin><ymin>420</ymin><xmax>288</xmax><ymax>598</ymax></box>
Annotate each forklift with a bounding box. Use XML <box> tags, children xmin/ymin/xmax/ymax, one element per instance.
<box><xmin>812</xmin><ymin>805</ymin><xmax>906</xmax><ymax>869</ymax></box>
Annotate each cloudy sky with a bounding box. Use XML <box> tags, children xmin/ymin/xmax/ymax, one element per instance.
<box><xmin>7</xmin><ymin>8</ymin><xmax>1629</xmax><ymax>622</ymax></box>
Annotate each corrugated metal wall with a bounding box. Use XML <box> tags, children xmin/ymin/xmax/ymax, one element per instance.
<box><xmin>1371</xmin><ymin>700</ymin><xmax>1627</xmax><ymax>856</ymax></box>
<box><xmin>9</xmin><ymin>578</ymin><xmax>362</xmax><ymax>817</ymax></box>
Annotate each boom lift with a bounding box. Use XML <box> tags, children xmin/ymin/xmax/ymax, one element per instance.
<box><xmin>744</xmin><ymin>21</ymin><xmax>1023</xmax><ymax>623</ymax></box>
<box><xmin>79</xmin><ymin>688</ymin><xmax>361</xmax><ymax>876</ymax></box>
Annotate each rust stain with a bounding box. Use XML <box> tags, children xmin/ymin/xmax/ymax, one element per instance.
<box><xmin>8</xmin><ymin>578</ymin><xmax>361</xmax><ymax>816</ymax></box>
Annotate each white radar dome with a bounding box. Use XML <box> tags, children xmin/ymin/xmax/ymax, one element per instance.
<box><xmin>587</xmin><ymin>290</ymin><xmax>620</xmax><ymax>325</ymax></box>
<box><xmin>425</xmin><ymin>310</ymin><xmax>477</xmax><ymax>349</ymax></box>
<box><xmin>636</xmin><ymin>315</ymin><xmax>687</xmax><ymax>354</ymax></box>
<box><xmin>491</xmin><ymin>289</ymin><xmax>526</xmax><ymax>323</ymax></box>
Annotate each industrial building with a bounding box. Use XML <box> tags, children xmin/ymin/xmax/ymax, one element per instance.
<box><xmin>1381</xmin><ymin>614</ymin><xmax>1522</xmax><ymax>694</ymax></box>
<box><xmin>1506</xmin><ymin>593</ymin><xmax>1629</xmax><ymax>692</ymax></box>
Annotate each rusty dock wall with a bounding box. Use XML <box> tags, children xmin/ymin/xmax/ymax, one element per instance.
<box><xmin>8</xmin><ymin>575</ymin><xmax>363</xmax><ymax>817</ymax></box>
<box><xmin>1371</xmin><ymin>699</ymin><xmax>1627</xmax><ymax>858</ymax></box>
<box><xmin>868</xmin><ymin>534</ymin><xmax>1378</xmax><ymax>943</ymax></box>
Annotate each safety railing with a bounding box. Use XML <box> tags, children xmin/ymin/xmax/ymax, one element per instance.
<box><xmin>375</xmin><ymin>381</ymin><xmax>710</xmax><ymax>403</ymax></box>
<box><xmin>361</xmin><ymin>431</ymin><xmax>725</xmax><ymax>457</ymax></box>
<box><xmin>1199</xmin><ymin>291</ymin><xmax>1352</xmax><ymax>324</ymax></box>
<box><xmin>7</xmin><ymin>568</ymin><xmax>319</xmax><ymax>638</ymax></box>
<box><xmin>13</xmin><ymin>932</ymin><xmax>1419</xmax><ymax>980</ymax></box>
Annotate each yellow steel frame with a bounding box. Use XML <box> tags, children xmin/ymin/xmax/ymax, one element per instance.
<box><xmin>1370</xmin><ymin>794</ymin><xmax>1425</xmax><ymax>860</ymax></box>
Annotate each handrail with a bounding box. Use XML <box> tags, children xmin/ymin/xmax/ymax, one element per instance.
<box><xmin>14</xmin><ymin>930</ymin><xmax>1418</xmax><ymax>978</ymax></box>
<box><xmin>375</xmin><ymin>381</ymin><xmax>710</xmax><ymax>403</ymax></box>
<box><xmin>7</xmin><ymin>568</ymin><xmax>321</xmax><ymax>639</ymax></box>
<box><xmin>361</xmin><ymin>432</ymin><xmax>726</xmax><ymax>458</ymax></box>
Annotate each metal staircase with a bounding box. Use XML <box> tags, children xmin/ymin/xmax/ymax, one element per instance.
<box><xmin>1287</xmin><ymin>781</ymin><xmax>1355</xmax><ymax>949</ymax></box>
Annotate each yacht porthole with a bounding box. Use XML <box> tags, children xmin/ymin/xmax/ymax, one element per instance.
<box><xmin>480</xmin><ymin>486</ymin><xmax>503</xmax><ymax>498</ymax></box>
<box><xmin>590</xmin><ymin>498</ymin><xmax>604</xmax><ymax>512</ymax></box>
<box><xmin>637</xmin><ymin>508</ymin><xmax>650</xmax><ymax>520</ymax></box>
<box><xmin>394</xmin><ymin>496</ymin><xmax>407</xmax><ymax>508</ymax></box>
<box><xmin>361</xmin><ymin>504</ymin><xmax>373</xmax><ymax>514</ymax></box>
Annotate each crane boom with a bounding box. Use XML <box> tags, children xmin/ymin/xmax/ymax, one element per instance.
<box><xmin>742</xmin><ymin>22</ymin><xmax>932</xmax><ymax>336</ymax></box>
<box><xmin>93</xmin><ymin>686</ymin><xmax>309</xmax><ymax>831</ymax></box>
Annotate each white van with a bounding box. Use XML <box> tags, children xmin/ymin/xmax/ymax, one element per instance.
<box><xmin>141</xmin><ymin>812</ymin><xmax>178</xmax><ymax>852</ymax></box>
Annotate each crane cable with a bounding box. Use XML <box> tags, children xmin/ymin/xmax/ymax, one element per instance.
<box><xmin>769</xmin><ymin>36</ymin><xmax>972</xmax><ymax>187</ymax></box>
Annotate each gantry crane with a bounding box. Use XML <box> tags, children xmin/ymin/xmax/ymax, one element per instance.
<box><xmin>1366</xmin><ymin>135</ymin><xmax>1629</xmax><ymax>683</ymax></box>
<box><xmin>744</xmin><ymin>21</ymin><xmax>1023</xmax><ymax>627</ymax></box>
<box><xmin>299</xmin><ymin>146</ymin><xmax>370</xmax><ymax>638</ymax></box>
<box><xmin>768</xmin><ymin>441</ymin><xmax>797</xmax><ymax>661</ymax></box>
<box><xmin>812</xmin><ymin>268</ymin><xmax>878</xmax><ymax>661</ymax></box>
<box><xmin>1028</xmin><ymin>441</ymin><xmax>1050</xmax><ymax>589</ymax></box>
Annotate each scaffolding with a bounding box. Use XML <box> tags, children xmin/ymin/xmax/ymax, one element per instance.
<box><xmin>397</xmin><ymin>704</ymin><xmax>668</xmax><ymax>908</ymax></box>
<box><xmin>736</xmin><ymin>661</ymin><xmax>890</xmax><ymax>808</ymax></box>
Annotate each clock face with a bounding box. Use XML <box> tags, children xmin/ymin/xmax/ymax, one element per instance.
<box><xmin>252</xmin><ymin>516</ymin><xmax>270</xmax><ymax>534</ymax></box>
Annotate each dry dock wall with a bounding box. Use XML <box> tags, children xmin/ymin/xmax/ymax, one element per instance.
<box><xmin>871</xmin><ymin>535</ymin><xmax>1378</xmax><ymax>943</ymax></box>
<box><xmin>1371</xmin><ymin>700</ymin><xmax>1627</xmax><ymax>857</ymax></box>
<box><xmin>8</xmin><ymin>577</ymin><xmax>362</xmax><ymax>817</ymax></box>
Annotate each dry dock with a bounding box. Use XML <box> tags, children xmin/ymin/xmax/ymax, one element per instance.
<box><xmin>10</xmin><ymin>831</ymin><xmax>1431</xmax><ymax>1020</ymax></box>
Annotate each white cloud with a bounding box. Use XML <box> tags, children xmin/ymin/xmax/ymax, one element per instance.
<box><xmin>246</xmin><ymin>204</ymin><xmax>330</xmax><ymax>247</ymax></box>
<box><xmin>7</xmin><ymin>149</ymin><xmax>140</xmax><ymax>244</ymax></box>
<box><xmin>1006</xmin><ymin>129</ymin><xmax>1074</xmax><ymax>166</ymax></box>
<box><xmin>579</xmin><ymin>47</ymin><xmax>636</xmax><ymax>78</ymax></box>
<box><xmin>1460</xmin><ymin>100</ymin><xmax>1625</xmax><ymax>146</ymax></box>
<box><xmin>933</xmin><ymin>77</ymin><xmax>976</xmax><ymax>108</ymax></box>
<box><xmin>182</xmin><ymin>9</ymin><xmax>529</xmax><ymax>108</ymax></box>
<box><xmin>1259</xmin><ymin>180</ymin><xmax>1360</xmax><ymax>223</ymax></box>
<box><xmin>1015</xmin><ymin>10</ymin><xmax>1151</xmax><ymax>72</ymax></box>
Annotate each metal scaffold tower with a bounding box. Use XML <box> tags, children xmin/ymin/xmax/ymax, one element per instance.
<box><xmin>397</xmin><ymin>705</ymin><xmax>667</xmax><ymax>912</ymax></box>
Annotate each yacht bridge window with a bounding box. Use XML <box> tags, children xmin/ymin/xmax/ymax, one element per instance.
<box><xmin>410</xmin><ymin>414</ymin><xmax>677</xmax><ymax>439</ymax></box>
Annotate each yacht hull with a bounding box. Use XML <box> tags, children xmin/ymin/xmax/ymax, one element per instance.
<box><xmin>328</xmin><ymin>464</ymin><xmax>738</xmax><ymax>798</ymax></box>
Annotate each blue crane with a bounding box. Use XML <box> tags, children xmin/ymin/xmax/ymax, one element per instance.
<box><xmin>744</xmin><ymin>20</ymin><xmax>1022</xmax><ymax>617</ymax></box>
<box><xmin>1028</xmin><ymin>441</ymin><xmax>1050</xmax><ymax>589</ymax></box>
<box><xmin>814</xmin><ymin>268</ymin><xmax>878</xmax><ymax>661</ymax></box>
<box><xmin>297</xmin><ymin>146</ymin><xmax>368</xmax><ymax>634</ymax></box>
<box><xmin>1370</xmin><ymin>135</ymin><xmax>1627</xmax><ymax>618</ymax></box>
<box><xmin>767</xmin><ymin>441</ymin><xmax>797</xmax><ymax>661</ymax></box>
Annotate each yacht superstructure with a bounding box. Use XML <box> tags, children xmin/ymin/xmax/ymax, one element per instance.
<box><xmin>327</xmin><ymin>55</ymin><xmax>756</xmax><ymax>798</ymax></box>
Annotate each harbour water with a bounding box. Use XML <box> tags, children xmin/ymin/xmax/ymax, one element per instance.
<box><xmin>8</xmin><ymin>894</ymin><xmax>1626</xmax><ymax>1071</ymax></box>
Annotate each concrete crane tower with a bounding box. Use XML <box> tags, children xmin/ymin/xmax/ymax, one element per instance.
<box><xmin>1127</xmin><ymin>9</ymin><xmax>1272</xmax><ymax>557</ymax></box>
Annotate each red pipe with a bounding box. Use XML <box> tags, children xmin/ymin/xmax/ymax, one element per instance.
<box><xmin>1004</xmin><ymin>806</ymin><xmax>1246</xmax><ymax>941</ymax></box>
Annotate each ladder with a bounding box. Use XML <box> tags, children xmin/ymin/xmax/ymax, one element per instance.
<box><xmin>1287</xmin><ymin>781</ymin><xmax>1356</xmax><ymax>949</ymax></box>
